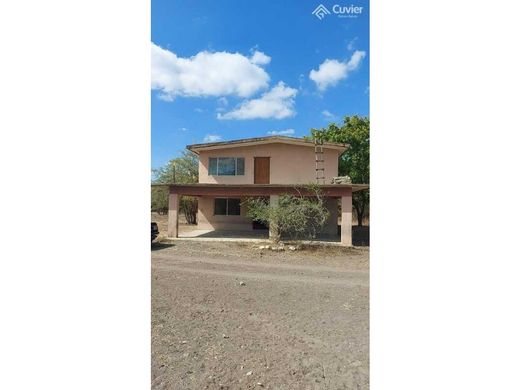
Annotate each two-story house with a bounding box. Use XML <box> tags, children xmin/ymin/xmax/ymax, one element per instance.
<box><xmin>166</xmin><ymin>136</ymin><xmax>368</xmax><ymax>246</ymax></box>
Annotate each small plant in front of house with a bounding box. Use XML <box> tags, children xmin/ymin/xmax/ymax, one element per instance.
<box><xmin>245</xmin><ymin>185</ymin><xmax>329</xmax><ymax>243</ymax></box>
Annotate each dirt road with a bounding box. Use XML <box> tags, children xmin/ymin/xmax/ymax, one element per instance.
<box><xmin>152</xmin><ymin>241</ymin><xmax>369</xmax><ymax>389</ymax></box>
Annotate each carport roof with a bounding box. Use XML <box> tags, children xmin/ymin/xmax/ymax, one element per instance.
<box><xmin>152</xmin><ymin>183</ymin><xmax>369</xmax><ymax>197</ymax></box>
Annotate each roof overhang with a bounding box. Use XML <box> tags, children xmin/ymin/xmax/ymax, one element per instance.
<box><xmin>152</xmin><ymin>183</ymin><xmax>369</xmax><ymax>197</ymax></box>
<box><xmin>186</xmin><ymin>136</ymin><xmax>348</xmax><ymax>154</ymax></box>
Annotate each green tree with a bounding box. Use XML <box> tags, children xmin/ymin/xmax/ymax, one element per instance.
<box><xmin>151</xmin><ymin>151</ymin><xmax>199</xmax><ymax>224</ymax></box>
<box><xmin>308</xmin><ymin>115</ymin><xmax>369</xmax><ymax>226</ymax></box>
<box><xmin>245</xmin><ymin>185</ymin><xmax>329</xmax><ymax>243</ymax></box>
<box><xmin>152</xmin><ymin>150</ymin><xmax>198</xmax><ymax>184</ymax></box>
<box><xmin>151</xmin><ymin>186</ymin><xmax>169</xmax><ymax>215</ymax></box>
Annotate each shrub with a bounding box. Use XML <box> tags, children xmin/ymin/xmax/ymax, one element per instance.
<box><xmin>245</xmin><ymin>186</ymin><xmax>329</xmax><ymax>242</ymax></box>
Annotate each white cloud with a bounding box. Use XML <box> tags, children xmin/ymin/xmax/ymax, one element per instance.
<box><xmin>267</xmin><ymin>129</ymin><xmax>295</xmax><ymax>136</ymax></box>
<box><xmin>179</xmin><ymin>127</ymin><xmax>188</xmax><ymax>132</ymax></box>
<box><xmin>157</xmin><ymin>93</ymin><xmax>174</xmax><ymax>102</ymax></box>
<box><xmin>203</xmin><ymin>134</ymin><xmax>222</xmax><ymax>142</ymax></box>
<box><xmin>215</xmin><ymin>97</ymin><xmax>229</xmax><ymax>112</ymax></box>
<box><xmin>322</xmin><ymin>110</ymin><xmax>337</xmax><ymax>120</ymax></box>
<box><xmin>151</xmin><ymin>42</ymin><xmax>270</xmax><ymax>100</ymax></box>
<box><xmin>309</xmin><ymin>50</ymin><xmax>366</xmax><ymax>91</ymax></box>
<box><xmin>310</xmin><ymin>59</ymin><xmax>347</xmax><ymax>91</ymax></box>
<box><xmin>346</xmin><ymin>50</ymin><xmax>366</xmax><ymax>70</ymax></box>
<box><xmin>217</xmin><ymin>82</ymin><xmax>298</xmax><ymax>120</ymax></box>
<box><xmin>250</xmin><ymin>51</ymin><xmax>271</xmax><ymax>65</ymax></box>
<box><xmin>347</xmin><ymin>37</ymin><xmax>358</xmax><ymax>51</ymax></box>
<box><xmin>298</xmin><ymin>73</ymin><xmax>305</xmax><ymax>88</ymax></box>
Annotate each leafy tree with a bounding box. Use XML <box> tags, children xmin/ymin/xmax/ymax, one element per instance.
<box><xmin>151</xmin><ymin>151</ymin><xmax>199</xmax><ymax>224</ymax></box>
<box><xmin>151</xmin><ymin>186</ymin><xmax>169</xmax><ymax>215</ymax></box>
<box><xmin>308</xmin><ymin>115</ymin><xmax>369</xmax><ymax>226</ymax></box>
<box><xmin>245</xmin><ymin>185</ymin><xmax>329</xmax><ymax>243</ymax></box>
<box><xmin>152</xmin><ymin>150</ymin><xmax>198</xmax><ymax>184</ymax></box>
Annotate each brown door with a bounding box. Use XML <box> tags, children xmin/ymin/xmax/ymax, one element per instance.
<box><xmin>254</xmin><ymin>157</ymin><xmax>270</xmax><ymax>184</ymax></box>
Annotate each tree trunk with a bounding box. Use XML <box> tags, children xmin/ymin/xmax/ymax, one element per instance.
<box><xmin>180</xmin><ymin>197</ymin><xmax>198</xmax><ymax>224</ymax></box>
<box><xmin>270</xmin><ymin>223</ymin><xmax>281</xmax><ymax>244</ymax></box>
<box><xmin>183</xmin><ymin>206</ymin><xmax>197</xmax><ymax>224</ymax></box>
<box><xmin>354</xmin><ymin>202</ymin><xmax>364</xmax><ymax>226</ymax></box>
<box><xmin>357</xmin><ymin>208</ymin><xmax>363</xmax><ymax>226</ymax></box>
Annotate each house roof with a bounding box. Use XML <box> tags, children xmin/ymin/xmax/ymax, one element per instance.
<box><xmin>186</xmin><ymin>136</ymin><xmax>348</xmax><ymax>154</ymax></box>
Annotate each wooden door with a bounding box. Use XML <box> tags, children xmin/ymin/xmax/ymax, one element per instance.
<box><xmin>254</xmin><ymin>157</ymin><xmax>270</xmax><ymax>184</ymax></box>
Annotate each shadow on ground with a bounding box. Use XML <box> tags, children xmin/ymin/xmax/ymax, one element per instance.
<box><xmin>194</xmin><ymin>230</ymin><xmax>269</xmax><ymax>239</ymax></box>
<box><xmin>151</xmin><ymin>242</ymin><xmax>175</xmax><ymax>251</ymax></box>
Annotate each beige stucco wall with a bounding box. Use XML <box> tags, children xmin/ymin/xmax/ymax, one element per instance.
<box><xmin>197</xmin><ymin>143</ymin><xmax>340</xmax><ymax>185</ymax></box>
<box><xmin>322</xmin><ymin>197</ymin><xmax>340</xmax><ymax>237</ymax></box>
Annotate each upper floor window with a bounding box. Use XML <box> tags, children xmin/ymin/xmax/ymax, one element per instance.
<box><xmin>209</xmin><ymin>157</ymin><xmax>245</xmax><ymax>176</ymax></box>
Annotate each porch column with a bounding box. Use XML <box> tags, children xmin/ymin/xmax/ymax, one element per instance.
<box><xmin>269</xmin><ymin>195</ymin><xmax>279</xmax><ymax>239</ymax></box>
<box><xmin>168</xmin><ymin>192</ymin><xmax>179</xmax><ymax>238</ymax></box>
<box><xmin>341</xmin><ymin>190</ymin><xmax>353</xmax><ymax>246</ymax></box>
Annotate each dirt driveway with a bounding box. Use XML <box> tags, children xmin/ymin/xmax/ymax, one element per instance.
<box><xmin>152</xmin><ymin>241</ymin><xmax>369</xmax><ymax>389</ymax></box>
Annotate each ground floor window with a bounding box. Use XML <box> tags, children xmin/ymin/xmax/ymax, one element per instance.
<box><xmin>214</xmin><ymin>198</ymin><xmax>241</xmax><ymax>216</ymax></box>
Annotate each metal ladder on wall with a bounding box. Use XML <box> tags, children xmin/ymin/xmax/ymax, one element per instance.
<box><xmin>315</xmin><ymin>139</ymin><xmax>326</xmax><ymax>184</ymax></box>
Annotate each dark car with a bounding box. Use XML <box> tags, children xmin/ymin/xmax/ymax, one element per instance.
<box><xmin>151</xmin><ymin>222</ymin><xmax>159</xmax><ymax>242</ymax></box>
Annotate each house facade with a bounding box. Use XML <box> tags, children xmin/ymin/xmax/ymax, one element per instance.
<box><xmin>166</xmin><ymin>136</ymin><xmax>368</xmax><ymax>246</ymax></box>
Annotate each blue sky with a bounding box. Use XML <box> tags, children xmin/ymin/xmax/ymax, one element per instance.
<box><xmin>152</xmin><ymin>0</ymin><xmax>369</xmax><ymax>168</ymax></box>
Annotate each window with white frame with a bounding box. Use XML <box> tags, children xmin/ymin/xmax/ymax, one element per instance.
<box><xmin>208</xmin><ymin>157</ymin><xmax>245</xmax><ymax>176</ymax></box>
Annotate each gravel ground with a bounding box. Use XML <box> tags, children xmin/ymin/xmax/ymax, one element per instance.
<box><xmin>152</xmin><ymin>241</ymin><xmax>369</xmax><ymax>389</ymax></box>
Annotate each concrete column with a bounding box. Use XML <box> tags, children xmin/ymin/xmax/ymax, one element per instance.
<box><xmin>341</xmin><ymin>190</ymin><xmax>352</xmax><ymax>246</ymax></box>
<box><xmin>269</xmin><ymin>195</ymin><xmax>279</xmax><ymax>240</ymax></box>
<box><xmin>168</xmin><ymin>192</ymin><xmax>179</xmax><ymax>238</ymax></box>
<box><xmin>323</xmin><ymin>197</ymin><xmax>340</xmax><ymax>237</ymax></box>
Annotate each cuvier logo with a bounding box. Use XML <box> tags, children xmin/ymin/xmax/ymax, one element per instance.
<box><xmin>312</xmin><ymin>3</ymin><xmax>364</xmax><ymax>20</ymax></box>
<box><xmin>312</xmin><ymin>4</ymin><xmax>331</xmax><ymax>20</ymax></box>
